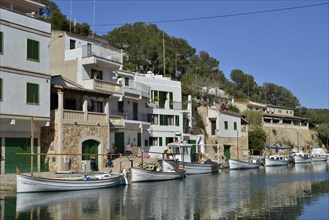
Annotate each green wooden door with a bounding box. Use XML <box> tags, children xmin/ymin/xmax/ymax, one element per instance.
<box><xmin>224</xmin><ymin>145</ymin><xmax>231</xmax><ymax>160</ymax></box>
<box><xmin>5</xmin><ymin>138</ymin><xmax>37</xmax><ymax>174</ymax></box>
<box><xmin>82</xmin><ymin>140</ymin><xmax>99</xmax><ymax>167</ymax></box>
<box><xmin>137</xmin><ymin>133</ymin><xmax>141</xmax><ymax>147</ymax></box>
<box><xmin>188</xmin><ymin>140</ymin><xmax>197</xmax><ymax>162</ymax></box>
<box><xmin>115</xmin><ymin>132</ymin><xmax>125</xmax><ymax>153</ymax></box>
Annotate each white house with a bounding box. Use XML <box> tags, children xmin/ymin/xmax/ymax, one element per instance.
<box><xmin>0</xmin><ymin>1</ymin><xmax>51</xmax><ymax>174</ymax></box>
<box><xmin>134</xmin><ymin>72</ymin><xmax>194</xmax><ymax>157</ymax></box>
<box><xmin>198</xmin><ymin>105</ymin><xmax>249</xmax><ymax>160</ymax></box>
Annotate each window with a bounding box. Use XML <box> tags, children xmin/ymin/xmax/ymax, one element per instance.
<box><xmin>0</xmin><ymin>31</ymin><xmax>3</xmax><ymax>53</ymax></box>
<box><xmin>93</xmin><ymin>101</ymin><xmax>103</xmax><ymax>113</ymax></box>
<box><xmin>26</xmin><ymin>83</ymin><xmax>39</xmax><ymax>104</ymax></box>
<box><xmin>234</xmin><ymin>122</ymin><xmax>237</xmax><ymax>130</ymax></box>
<box><xmin>168</xmin><ymin>115</ymin><xmax>174</xmax><ymax>125</ymax></box>
<box><xmin>224</xmin><ymin>121</ymin><xmax>228</xmax><ymax>130</ymax></box>
<box><xmin>0</xmin><ymin>78</ymin><xmax>2</xmax><ymax>101</ymax></box>
<box><xmin>91</xmin><ymin>69</ymin><xmax>103</xmax><ymax>80</ymax></box>
<box><xmin>70</xmin><ymin>39</ymin><xmax>76</xmax><ymax>50</ymax></box>
<box><xmin>151</xmin><ymin>114</ymin><xmax>158</xmax><ymax>125</ymax></box>
<box><xmin>149</xmin><ymin>137</ymin><xmax>158</xmax><ymax>146</ymax></box>
<box><xmin>175</xmin><ymin>115</ymin><xmax>179</xmax><ymax>126</ymax></box>
<box><xmin>124</xmin><ymin>77</ymin><xmax>129</xmax><ymax>86</ymax></box>
<box><xmin>27</xmin><ymin>39</ymin><xmax>39</xmax><ymax>61</ymax></box>
<box><xmin>118</xmin><ymin>101</ymin><xmax>124</xmax><ymax>113</ymax></box>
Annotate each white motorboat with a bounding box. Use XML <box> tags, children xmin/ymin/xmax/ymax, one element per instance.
<box><xmin>310</xmin><ymin>148</ymin><xmax>328</xmax><ymax>162</ymax></box>
<box><xmin>311</xmin><ymin>154</ymin><xmax>328</xmax><ymax>162</ymax></box>
<box><xmin>228</xmin><ymin>159</ymin><xmax>260</xmax><ymax>170</ymax></box>
<box><xmin>166</xmin><ymin>142</ymin><xmax>220</xmax><ymax>175</ymax></box>
<box><xmin>265</xmin><ymin>155</ymin><xmax>289</xmax><ymax>167</ymax></box>
<box><xmin>16</xmin><ymin>172</ymin><xmax>128</xmax><ymax>193</ymax></box>
<box><xmin>290</xmin><ymin>152</ymin><xmax>312</xmax><ymax>164</ymax></box>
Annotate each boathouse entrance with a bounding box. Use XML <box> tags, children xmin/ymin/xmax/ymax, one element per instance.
<box><xmin>224</xmin><ymin>145</ymin><xmax>231</xmax><ymax>160</ymax></box>
<box><xmin>82</xmin><ymin>140</ymin><xmax>99</xmax><ymax>171</ymax></box>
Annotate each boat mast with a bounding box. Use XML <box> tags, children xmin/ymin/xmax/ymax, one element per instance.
<box><xmin>31</xmin><ymin>117</ymin><xmax>34</xmax><ymax>176</ymax></box>
<box><xmin>236</xmin><ymin>130</ymin><xmax>239</xmax><ymax>160</ymax></box>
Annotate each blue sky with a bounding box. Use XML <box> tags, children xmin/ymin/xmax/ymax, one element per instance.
<box><xmin>53</xmin><ymin>0</ymin><xmax>328</xmax><ymax>109</ymax></box>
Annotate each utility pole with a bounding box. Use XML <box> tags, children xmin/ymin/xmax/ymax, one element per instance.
<box><xmin>163</xmin><ymin>31</ymin><xmax>166</xmax><ymax>77</ymax></box>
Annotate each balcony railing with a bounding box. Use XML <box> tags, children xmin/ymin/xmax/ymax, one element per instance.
<box><xmin>124</xmin><ymin>80</ymin><xmax>150</xmax><ymax>97</ymax></box>
<box><xmin>113</xmin><ymin>111</ymin><xmax>149</xmax><ymax>122</ymax></box>
<box><xmin>110</xmin><ymin>115</ymin><xmax>125</xmax><ymax>127</ymax></box>
<box><xmin>83</xmin><ymin>79</ymin><xmax>123</xmax><ymax>94</ymax></box>
<box><xmin>82</xmin><ymin>44</ymin><xmax>122</xmax><ymax>64</ymax></box>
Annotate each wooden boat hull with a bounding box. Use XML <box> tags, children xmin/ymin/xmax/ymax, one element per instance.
<box><xmin>228</xmin><ymin>159</ymin><xmax>260</xmax><ymax>170</ymax></box>
<box><xmin>179</xmin><ymin>162</ymin><xmax>219</xmax><ymax>175</ymax></box>
<box><xmin>130</xmin><ymin>168</ymin><xmax>185</xmax><ymax>182</ymax></box>
<box><xmin>17</xmin><ymin>173</ymin><xmax>128</xmax><ymax>193</ymax></box>
<box><xmin>265</xmin><ymin>157</ymin><xmax>289</xmax><ymax>167</ymax></box>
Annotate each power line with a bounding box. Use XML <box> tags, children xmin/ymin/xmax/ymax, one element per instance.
<box><xmin>92</xmin><ymin>2</ymin><xmax>328</xmax><ymax>27</ymax></box>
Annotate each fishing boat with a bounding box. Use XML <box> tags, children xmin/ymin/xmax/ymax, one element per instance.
<box><xmin>130</xmin><ymin>160</ymin><xmax>185</xmax><ymax>182</ymax></box>
<box><xmin>166</xmin><ymin>142</ymin><xmax>220</xmax><ymax>175</ymax></box>
<box><xmin>228</xmin><ymin>159</ymin><xmax>260</xmax><ymax>170</ymax></box>
<box><xmin>290</xmin><ymin>152</ymin><xmax>312</xmax><ymax>164</ymax></box>
<box><xmin>265</xmin><ymin>155</ymin><xmax>289</xmax><ymax>167</ymax></box>
<box><xmin>130</xmin><ymin>167</ymin><xmax>186</xmax><ymax>182</ymax></box>
<box><xmin>16</xmin><ymin>172</ymin><xmax>128</xmax><ymax>193</ymax></box>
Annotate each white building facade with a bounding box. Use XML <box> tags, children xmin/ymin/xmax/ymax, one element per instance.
<box><xmin>0</xmin><ymin>1</ymin><xmax>51</xmax><ymax>174</ymax></box>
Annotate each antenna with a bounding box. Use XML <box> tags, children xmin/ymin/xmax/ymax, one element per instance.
<box><xmin>92</xmin><ymin>0</ymin><xmax>96</xmax><ymax>38</ymax></box>
<box><xmin>69</xmin><ymin>0</ymin><xmax>72</xmax><ymax>32</ymax></box>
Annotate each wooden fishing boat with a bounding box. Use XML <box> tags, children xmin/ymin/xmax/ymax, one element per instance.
<box><xmin>265</xmin><ymin>155</ymin><xmax>289</xmax><ymax>167</ymax></box>
<box><xmin>228</xmin><ymin>159</ymin><xmax>260</xmax><ymax>170</ymax></box>
<box><xmin>16</xmin><ymin>172</ymin><xmax>128</xmax><ymax>193</ymax></box>
<box><xmin>166</xmin><ymin>142</ymin><xmax>220</xmax><ymax>175</ymax></box>
<box><xmin>130</xmin><ymin>167</ymin><xmax>186</xmax><ymax>182</ymax></box>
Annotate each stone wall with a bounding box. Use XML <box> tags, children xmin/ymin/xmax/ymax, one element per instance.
<box><xmin>48</xmin><ymin>123</ymin><xmax>109</xmax><ymax>172</ymax></box>
<box><xmin>263</xmin><ymin>124</ymin><xmax>317</xmax><ymax>147</ymax></box>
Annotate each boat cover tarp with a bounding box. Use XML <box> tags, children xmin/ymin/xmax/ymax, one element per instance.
<box><xmin>265</xmin><ymin>146</ymin><xmax>290</xmax><ymax>150</ymax></box>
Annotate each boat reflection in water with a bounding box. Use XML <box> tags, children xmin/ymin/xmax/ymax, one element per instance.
<box><xmin>12</xmin><ymin>162</ymin><xmax>329</xmax><ymax>219</ymax></box>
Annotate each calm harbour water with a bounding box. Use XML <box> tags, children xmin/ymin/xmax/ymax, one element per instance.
<box><xmin>2</xmin><ymin>162</ymin><xmax>329</xmax><ymax>220</ymax></box>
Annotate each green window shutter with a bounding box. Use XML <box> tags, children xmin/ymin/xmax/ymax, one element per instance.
<box><xmin>175</xmin><ymin>115</ymin><xmax>179</xmax><ymax>126</ymax></box>
<box><xmin>166</xmin><ymin>137</ymin><xmax>170</xmax><ymax>145</ymax></box>
<box><xmin>224</xmin><ymin>121</ymin><xmax>228</xmax><ymax>130</ymax></box>
<box><xmin>234</xmin><ymin>122</ymin><xmax>237</xmax><ymax>130</ymax></box>
<box><xmin>160</xmin><ymin>115</ymin><xmax>164</xmax><ymax>125</ymax></box>
<box><xmin>124</xmin><ymin>77</ymin><xmax>129</xmax><ymax>86</ymax></box>
<box><xmin>159</xmin><ymin>91</ymin><xmax>166</xmax><ymax>108</ymax></box>
<box><xmin>0</xmin><ymin>78</ymin><xmax>2</xmax><ymax>100</ymax></box>
<box><xmin>27</xmin><ymin>39</ymin><xmax>39</xmax><ymax>61</ymax></box>
<box><xmin>0</xmin><ymin>32</ymin><xmax>3</xmax><ymax>53</ymax></box>
<box><xmin>164</xmin><ymin>115</ymin><xmax>168</xmax><ymax>125</ymax></box>
<box><xmin>169</xmin><ymin>92</ymin><xmax>173</xmax><ymax>109</ymax></box>
<box><xmin>26</xmin><ymin>83</ymin><xmax>39</xmax><ymax>104</ymax></box>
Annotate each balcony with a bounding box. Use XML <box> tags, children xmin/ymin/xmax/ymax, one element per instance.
<box><xmin>81</xmin><ymin>44</ymin><xmax>123</xmax><ymax>68</ymax></box>
<box><xmin>124</xmin><ymin>80</ymin><xmax>150</xmax><ymax>99</ymax></box>
<box><xmin>83</xmin><ymin>79</ymin><xmax>123</xmax><ymax>94</ymax></box>
<box><xmin>110</xmin><ymin>115</ymin><xmax>125</xmax><ymax>128</ymax></box>
<box><xmin>54</xmin><ymin>109</ymin><xmax>124</xmax><ymax>128</ymax></box>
